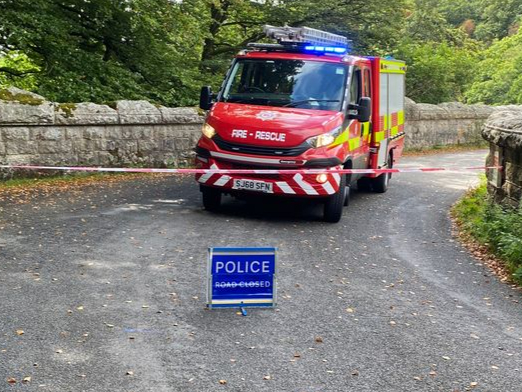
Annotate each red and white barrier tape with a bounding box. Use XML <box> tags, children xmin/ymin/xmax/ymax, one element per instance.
<box><xmin>0</xmin><ymin>164</ymin><xmax>502</xmax><ymax>175</ymax></box>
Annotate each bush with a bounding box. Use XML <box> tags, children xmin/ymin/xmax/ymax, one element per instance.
<box><xmin>453</xmin><ymin>182</ymin><xmax>522</xmax><ymax>284</ymax></box>
<box><xmin>466</xmin><ymin>29</ymin><xmax>522</xmax><ymax>104</ymax></box>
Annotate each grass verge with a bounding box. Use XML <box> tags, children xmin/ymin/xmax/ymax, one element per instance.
<box><xmin>452</xmin><ymin>180</ymin><xmax>522</xmax><ymax>286</ymax></box>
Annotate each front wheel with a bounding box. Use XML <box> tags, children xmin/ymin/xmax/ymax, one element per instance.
<box><xmin>372</xmin><ymin>153</ymin><xmax>392</xmax><ymax>193</ymax></box>
<box><xmin>201</xmin><ymin>186</ymin><xmax>222</xmax><ymax>211</ymax></box>
<box><xmin>323</xmin><ymin>175</ymin><xmax>346</xmax><ymax>223</ymax></box>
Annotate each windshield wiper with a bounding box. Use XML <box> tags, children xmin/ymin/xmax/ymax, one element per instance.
<box><xmin>283</xmin><ymin>99</ymin><xmax>340</xmax><ymax>107</ymax></box>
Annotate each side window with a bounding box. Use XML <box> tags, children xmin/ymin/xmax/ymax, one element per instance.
<box><xmin>350</xmin><ymin>68</ymin><xmax>361</xmax><ymax>105</ymax></box>
<box><xmin>363</xmin><ymin>69</ymin><xmax>371</xmax><ymax>97</ymax></box>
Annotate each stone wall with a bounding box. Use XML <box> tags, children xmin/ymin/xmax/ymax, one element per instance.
<box><xmin>0</xmin><ymin>88</ymin><xmax>204</xmax><ymax>172</ymax></box>
<box><xmin>405</xmin><ymin>98</ymin><xmax>522</xmax><ymax>149</ymax></box>
<box><xmin>483</xmin><ymin>110</ymin><xmax>522</xmax><ymax>207</ymax></box>
<box><xmin>2</xmin><ymin>88</ymin><xmax>522</xmax><ymax>176</ymax></box>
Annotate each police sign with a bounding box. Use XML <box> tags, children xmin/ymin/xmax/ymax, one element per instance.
<box><xmin>207</xmin><ymin>247</ymin><xmax>277</xmax><ymax>309</ymax></box>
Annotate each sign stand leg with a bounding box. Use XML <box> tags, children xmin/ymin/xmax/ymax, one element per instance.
<box><xmin>240</xmin><ymin>303</ymin><xmax>248</xmax><ymax>317</ymax></box>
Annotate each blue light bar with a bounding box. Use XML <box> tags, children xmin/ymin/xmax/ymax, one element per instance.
<box><xmin>303</xmin><ymin>45</ymin><xmax>347</xmax><ymax>54</ymax></box>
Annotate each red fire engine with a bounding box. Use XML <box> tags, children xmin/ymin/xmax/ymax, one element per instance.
<box><xmin>195</xmin><ymin>25</ymin><xmax>406</xmax><ymax>222</ymax></box>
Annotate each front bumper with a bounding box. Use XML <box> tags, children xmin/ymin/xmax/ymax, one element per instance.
<box><xmin>195</xmin><ymin>157</ymin><xmax>342</xmax><ymax>198</ymax></box>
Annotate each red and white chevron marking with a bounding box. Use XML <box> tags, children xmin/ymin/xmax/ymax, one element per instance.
<box><xmin>196</xmin><ymin>164</ymin><xmax>341</xmax><ymax>195</ymax></box>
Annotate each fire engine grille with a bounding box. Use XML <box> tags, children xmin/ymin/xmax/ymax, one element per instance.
<box><xmin>213</xmin><ymin>136</ymin><xmax>310</xmax><ymax>157</ymax></box>
<box><xmin>221</xmin><ymin>162</ymin><xmax>297</xmax><ymax>180</ymax></box>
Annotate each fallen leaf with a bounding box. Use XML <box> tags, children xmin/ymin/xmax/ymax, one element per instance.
<box><xmin>413</xmin><ymin>376</ymin><xmax>422</xmax><ymax>381</ymax></box>
<box><xmin>263</xmin><ymin>375</ymin><xmax>271</xmax><ymax>380</ymax></box>
<box><xmin>126</xmin><ymin>371</ymin><xmax>134</xmax><ymax>376</ymax></box>
<box><xmin>22</xmin><ymin>376</ymin><xmax>31</xmax><ymax>383</ymax></box>
<box><xmin>16</xmin><ymin>330</ymin><xmax>24</xmax><ymax>336</ymax></box>
<box><xmin>351</xmin><ymin>370</ymin><xmax>359</xmax><ymax>376</ymax></box>
<box><xmin>7</xmin><ymin>378</ymin><xmax>16</xmax><ymax>384</ymax></box>
<box><xmin>142</xmin><ymin>305</ymin><xmax>149</xmax><ymax>309</ymax></box>
<box><xmin>294</xmin><ymin>353</ymin><xmax>301</xmax><ymax>358</ymax></box>
<box><xmin>442</xmin><ymin>356</ymin><xmax>451</xmax><ymax>361</ymax></box>
<box><xmin>470</xmin><ymin>381</ymin><xmax>478</xmax><ymax>388</ymax></box>
<box><xmin>346</xmin><ymin>307</ymin><xmax>355</xmax><ymax>313</ymax></box>
<box><xmin>106</xmin><ymin>324</ymin><xmax>114</xmax><ymax>328</ymax></box>
<box><xmin>76</xmin><ymin>306</ymin><xmax>84</xmax><ymax>310</ymax></box>
<box><xmin>389</xmin><ymin>321</ymin><xmax>397</xmax><ymax>326</ymax></box>
<box><xmin>55</xmin><ymin>349</ymin><xmax>63</xmax><ymax>354</ymax></box>
<box><xmin>219</xmin><ymin>379</ymin><xmax>227</xmax><ymax>385</ymax></box>
<box><xmin>429</xmin><ymin>370</ymin><xmax>437</xmax><ymax>376</ymax></box>
<box><xmin>315</xmin><ymin>336</ymin><xmax>323</xmax><ymax>343</ymax></box>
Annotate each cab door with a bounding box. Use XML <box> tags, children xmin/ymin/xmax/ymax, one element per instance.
<box><xmin>360</xmin><ymin>66</ymin><xmax>372</xmax><ymax>158</ymax></box>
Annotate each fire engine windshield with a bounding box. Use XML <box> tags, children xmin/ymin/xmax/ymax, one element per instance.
<box><xmin>221</xmin><ymin>59</ymin><xmax>347</xmax><ymax>111</ymax></box>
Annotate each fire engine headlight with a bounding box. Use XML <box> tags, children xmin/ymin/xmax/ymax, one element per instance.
<box><xmin>316</xmin><ymin>173</ymin><xmax>329</xmax><ymax>183</ymax></box>
<box><xmin>202</xmin><ymin>123</ymin><xmax>216</xmax><ymax>139</ymax></box>
<box><xmin>307</xmin><ymin>126</ymin><xmax>342</xmax><ymax>148</ymax></box>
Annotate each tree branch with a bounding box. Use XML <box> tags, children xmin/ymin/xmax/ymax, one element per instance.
<box><xmin>0</xmin><ymin>66</ymin><xmax>39</xmax><ymax>77</ymax></box>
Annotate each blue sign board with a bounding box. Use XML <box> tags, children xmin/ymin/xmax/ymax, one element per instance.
<box><xmin>207</xmin><ymin>247</ymin><xmax>277</xmax><ymax>308</ymax></box>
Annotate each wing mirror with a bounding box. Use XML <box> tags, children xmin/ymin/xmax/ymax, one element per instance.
<box><xmin>199</xmin><ymin>86</ymin><xmax>214</xmax><ymax>110</ymax></box>
<box><xmin>348</xmin><ymin>97</ymin><xmax>371</xmax><ymax>123</ymax></box>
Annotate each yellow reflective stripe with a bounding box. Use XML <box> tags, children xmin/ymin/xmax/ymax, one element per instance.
<box><xmin>362</xmin><ymin>122</ymin><xmax>371</xmax><ymax>142</ymax></box>
<box><xmin>331</xmin><ymin>122</ymin><xmax>369</xmax><ymax>150</ymax></box>
<box><xmin>331</xmin><ymin>127</ymin><xmax>350</xmax><ymax>148</ymax></box>
<box><xmin>349</xmin><ymin>137</ymin><xmax>361</xmax><ymax>151</ymax></box>
<box><xmin>383</xmin><ymin>115</ymin><xmax>388</xmax><ymax>130</ymax></box>
<box><xmin>361</xmin><ymin>122</ymin><xmax>369</xmax><ymax>136</ymax></box>
<box><xmin>391</xmin><ymin>126</ymin><xmax>399</xmax><ymax>137</ymax></box>
<box><xmin>397</xmin><ymin>110</ymin><xmax>404</xmax><ymax>125</ymax></box>
<box><xmin>374</xmin><ymin>131</ymin><xmax>385</xmax><ymax>143</ymax></box>
<box><xmin>380</xmin><ymin>59</ymin><xmax>406</xmax><ymax>74</ymax></box>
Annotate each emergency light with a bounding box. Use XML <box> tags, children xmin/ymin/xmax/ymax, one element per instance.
<box><xmin>304</xmin><ymin>45</ymin><xmax>347</xmax><ymax>54</ymax></box>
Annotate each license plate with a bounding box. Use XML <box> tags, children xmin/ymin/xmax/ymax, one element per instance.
<box><xmin>233</xmin><ymin>179</ymin><xmax>273</xmax><ymax>193</ymax></box>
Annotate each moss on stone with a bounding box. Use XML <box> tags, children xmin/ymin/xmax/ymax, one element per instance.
<box><xmin>56</xmin><ymin>103</ymin><xmax>77</xmax><ymax>118</ymax></box>
<box><xmin>0</xmin><ymin>89</ymin><xmax>44</xmax><ymax>105</ymax></box>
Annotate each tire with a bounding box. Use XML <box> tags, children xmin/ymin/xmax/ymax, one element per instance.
<box><xmin>324</xmin><ymin>174</ymin><xmax>346</xmax><ymax>223</ymax></box>
<box><xmin>201</xmin><ymin>186</ymin><xmax>222</xmax><ymax>211</ymax></box>
<box><xmin>357</xmin><ymin>177</ymin><xmax>373</xmax><ymax>192</ymax></box>
<box><xmin>372</xmin><ymin>153</ymin><xmax>392</xmax><ymax>193</ymax></box>
<box><xmin>343</xmin><ymin>185</ymin><xmax>351</xmax><ymax>206</ymax></box>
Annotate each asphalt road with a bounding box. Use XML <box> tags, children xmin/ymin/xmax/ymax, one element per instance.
<box><xmin>1</xmin><ymin>150</ymin><xmax>522</xmax><ymax>392</ymax></box>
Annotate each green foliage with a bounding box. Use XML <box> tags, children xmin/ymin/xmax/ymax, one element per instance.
<box><xmin>437</xmin><ymin>0</ymin><xmax>522</xmax><ymax>41</ymax></box>
<box><xmin>0</xmin><ymin>0</ymin><xmax>410</xmax><ymax>104</ymax></box>
<box><xmin>0</xmin><ymin>0</ymin><xmax>204</xmax><ymax>106</ymax></box>
<box><xmin>393</xmin><ymin>0</ymin><xmax>482</xmax><ymax>103</ymax></box>
<box><xmin>395</xmin><ymin>40</ymin><xmax>480</xmax><ymax>103</ymax></box>
<box><xmin>466</xmin><ymin>29</ymin><xmax>522</xmax><ymax>104</ymax></box>
<box><xmin>453</xmin><ymin>182</ymin><xmax>522</xmax><ymax>285</ymax></box>
<box><xmin>0</xmin><ymin>0</ymin><xmax>521</xmax><ymax>106</ymax></box>
<box><xmin>0</xmin><ymin>52</ymin><xmax>40</xmax><ymax>91</ymax></box>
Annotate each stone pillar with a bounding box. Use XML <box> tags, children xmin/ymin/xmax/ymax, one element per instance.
<box><xmin>482</xmin><ymin>111</ymin><xmax>522</xmax><ymax>208</ymax></box>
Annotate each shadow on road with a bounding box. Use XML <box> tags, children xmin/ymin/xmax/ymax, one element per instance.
<box><xmin>198</xmin><ymin>187</ymin><xmax>368</xmax><ymax>223</ymax></box>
